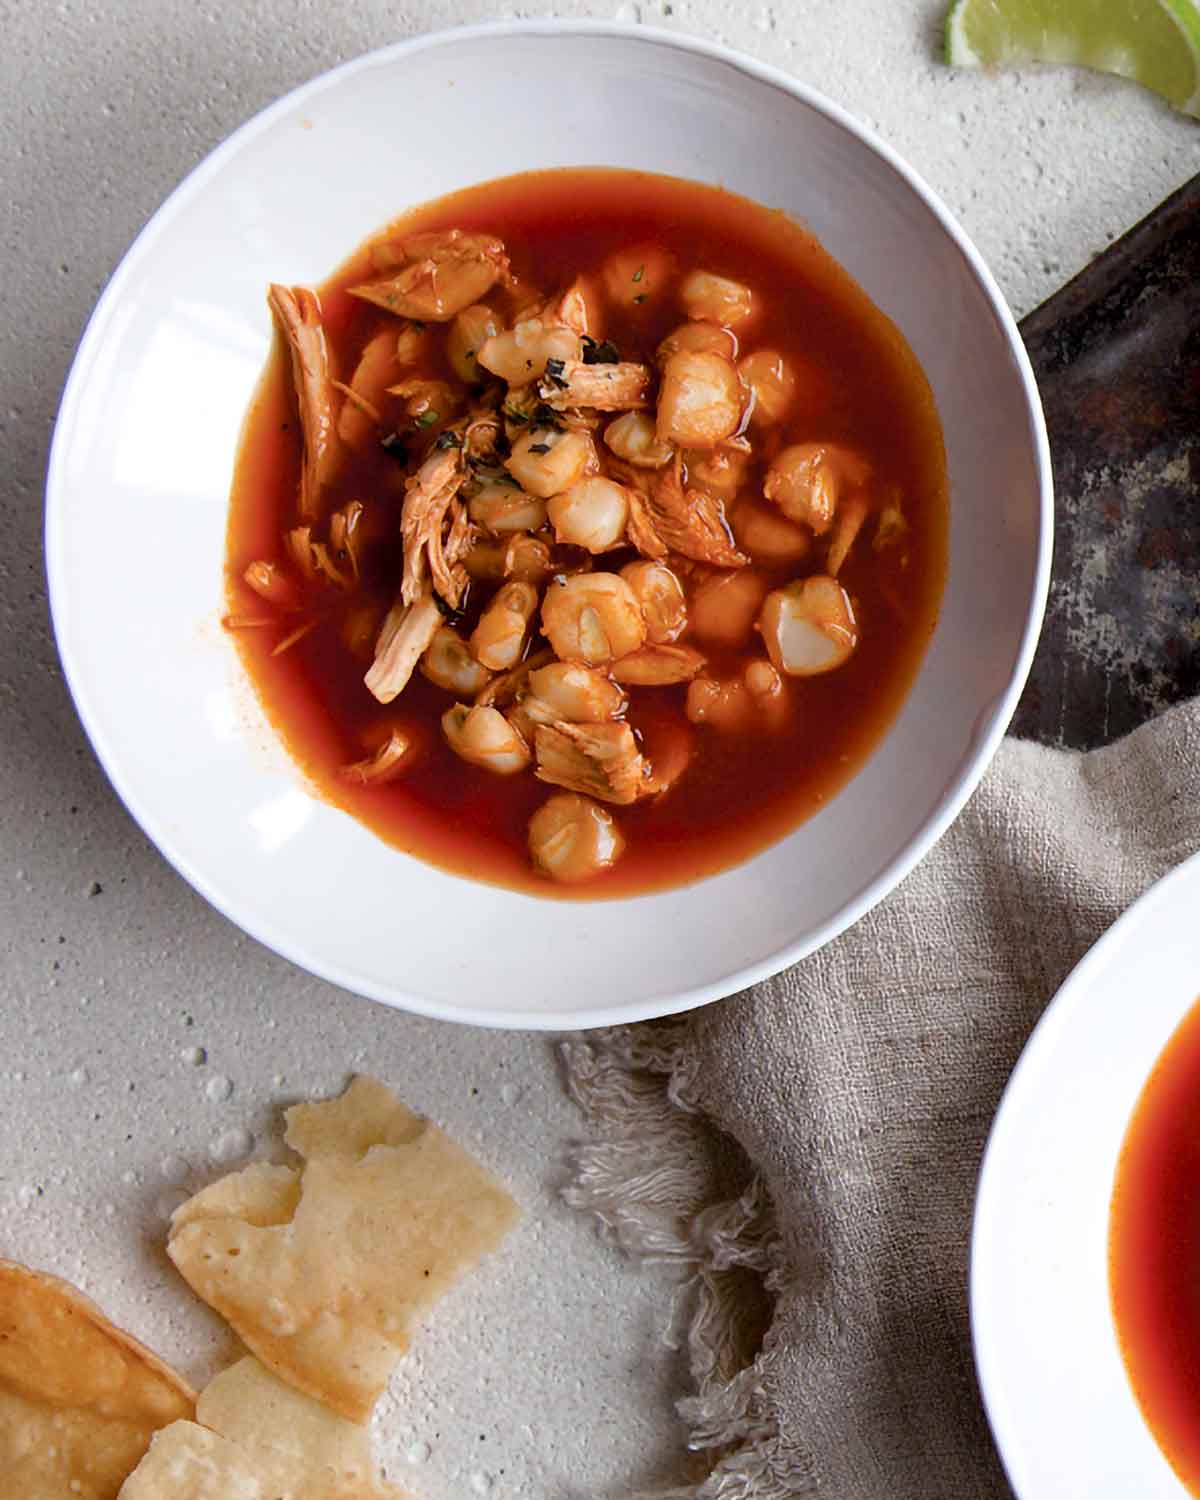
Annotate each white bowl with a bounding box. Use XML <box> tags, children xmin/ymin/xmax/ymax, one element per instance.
<box><xmin>46</xmin><ymin>22</ymin><xmax>1051</xmax><ymax>1029</ymax></box>
<box><xmin>972</xmin><ymin>851</ymin><xmax>1200</xmax><ymax>1497</ymax></box>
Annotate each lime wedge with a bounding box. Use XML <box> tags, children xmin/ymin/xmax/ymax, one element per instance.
<box><xmin>944</xmin><ymin>0</ymin><xmax>1200</xmax><ymax>117</ymax></box>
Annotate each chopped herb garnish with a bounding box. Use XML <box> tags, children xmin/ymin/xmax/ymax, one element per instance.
<box><xmin>543</xmin><ymin>356</ymin><xmax>569</xmax><ymax>390</ymax></box>
<box><xmin>434</xmin><ymin>430</ymin><xmax>463</xmax><ymax>450</ymax></box>
<box><xmin>502</xmin><ymin>405</ymin><xmax>529</xmax><ymax>424</ymax></box>
<box><xmin>632</xmin><ymin>264</ymin><xmax>645</xmax><ymax>283</ymax></box>
<box><xmin>633</xmin><ymin>293</ymin><xmax>647</xmax><ymax>304</ymax></box>
<box><xmin>582</xmin><ymin>338</ymin><xmax>619</xmax><ymax>365</ymax></box>
<box><xmin>527</xmin><ymin>441</ymin><xmax>552</xmax><ymax>454</ymax></box>
<box><xmin>533</xmin><ymin>402</ymin><xmax>566</xmax><ymax>429</ymax></box>
<box><xmin>416</xmin><ymin>410</ymin><xmax>439</xmax><ymax>428</ymax></box>
<box><xmin>380</xmin><ymin>431</ymin><xmax>408</xmax><ymax>463</ymax></box>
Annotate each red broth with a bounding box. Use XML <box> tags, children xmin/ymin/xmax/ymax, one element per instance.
<box><xmin>1110</xmin><ymin>995</ymin><xmax>1200</xmax><ymax>1492</ymax></box>
<box><xmin>224</xmin><ymin>168</ymin><xmax>948</xmax><ymax>897</ymax></box>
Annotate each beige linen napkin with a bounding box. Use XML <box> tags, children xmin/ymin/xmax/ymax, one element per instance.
<box><xmin>562</xmin><ymin>699</ymin><xmax>1200</xmax><ymax>1499</ymax></box>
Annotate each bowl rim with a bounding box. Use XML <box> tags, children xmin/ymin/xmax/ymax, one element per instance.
<box><xmin>969</xmin><ymin>847</ymin><xmax>1200</xmax><ymax>1497</ymax></box>
<box><xmin>44</xmin><ymin>19</ymin><xmax>1053</xmax><ymax>1030</ymax></box>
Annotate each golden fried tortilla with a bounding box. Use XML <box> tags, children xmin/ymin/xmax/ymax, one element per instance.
<box><xmin>0</xmin><ymin>1259</ymin><xmax>194</xmax><ymax>1500</ymax></box>
<box><xmin>118</xmin><ymin>1355</ymin><xmax>405</xmax><ymax>1499</ymax></box>
<box><xmin>166</xmin><ymin>1076</ymin><xmax>518</xmax><ymax>1421</ymax></box>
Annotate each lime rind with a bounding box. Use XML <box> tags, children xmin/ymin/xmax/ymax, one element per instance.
<box><xmin>944</xmin><ymin>0</ymin><xmax>983</xmax><ymax>67</ymax></box>
<box><xmin>944</xmin><ymin>0</ymin><xmax>1200</xmax><ymax>119</ymax></box>
<box><xmin>1161</xmin><ymin>0</ymin><xmax>1200</xmax><ymax>113</ymax></box>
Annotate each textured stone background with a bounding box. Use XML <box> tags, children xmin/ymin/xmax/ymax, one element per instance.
<box><xmin>2</xmin><ymin>2</ymin><xmax>1199</xmax><ymax>1494</ymax></box>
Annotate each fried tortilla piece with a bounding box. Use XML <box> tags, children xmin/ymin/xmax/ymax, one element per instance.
<box><xmin>538</xmin><ymin>358</ymin><xmax>650</xmax><ymax>412</ymax></box>
<box><xmin>0</xmin><ymin>1260</ymin><xmax>194</xmax><ymax>1500</ymax></box>
<box><xmin>646</xmin><ymin>458</ymin><xmax>748</xmax><ymax>568</ymax></box>
<box><xmin>534</xmin><ymin>720</ymin><xmax>649</xmax><ymax>806</ymax></box>
<box><xmin>268</xmin><ymin>285</ymin><xmax>341</xmax><ymax>521</ymax></box>
<box><xmin>118</xmin><ymin>1356</ymin><xmax>405</xmax><ymax>1500</ymax></box>
<box><xmin>350</xmin><ymin>230</ymin><xmax>510</xmax><ymax>322</ymax></box>
<box><xmin>166</xmin><ymin>1076</ymin><xmax>519</xmax><ymax>1423</ymax></box>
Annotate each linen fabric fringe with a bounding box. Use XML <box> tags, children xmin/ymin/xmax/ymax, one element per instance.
<box><xmin>562</xmin><ymin>701</ymin><xmax>1200</xmax><ymax>1498</ymax></box>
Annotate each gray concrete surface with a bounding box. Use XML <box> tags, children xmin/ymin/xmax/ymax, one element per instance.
<box><xmin>2</xmin><ymin>2</ymin><xmax>1199</xmax><ymax>1494</ymax></box>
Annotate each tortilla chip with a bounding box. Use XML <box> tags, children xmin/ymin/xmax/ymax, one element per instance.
<box><xmin>170</xmin><ymin>1162</ymin><xmax>301</xmax><ymax>1232</ymax></box>
<box><xmin>0</xmin><ymin>1259</ymin><xmax>194</xmax><ymax>1500</ymax></box>
<box><xmin>117</xmin><ymin>1421</ymin><xmax>270</xmax><ymax>1499</ymax></box>
<box><xmin>284</xmin><ymin>1075</ymin><xmax>422</xmax><ymax>1159</ymax></box>
<box><xmin>118</xmin><ymin>1356</ymin><xmax>405</xmax><ymax>1499</ymax></box>
<box><xmin>167</xmin><ymin>1076</ymin><xmax>519</xmax><ymax>1421</ymax></box>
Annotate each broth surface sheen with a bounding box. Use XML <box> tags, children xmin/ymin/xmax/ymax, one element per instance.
<box><xmin>1111</xmin><ymin>994</ymin><xmax>1200</xmax><ymax>1494</ymax></box>
<box><xmin>225</xmin><ymin>168</ymin><xmax>948</xmax><ymax>897</ymax></box>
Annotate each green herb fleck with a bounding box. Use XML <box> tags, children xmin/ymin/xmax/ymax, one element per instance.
<box><xmin>502</xmin><ymin>405</ymin><xmax>529</xmax><ymax>424</ymax></box>
<box><xmin>582</xmin><ymin>338</ymin><xmax>619</xmax><ymax>366</ymax></box>
<box><xmin>533</xmin><ymin>402</ymin><xmax>566</xmax><ymax>429</ymax></box>
<box><xmin>434</xmin><ymin>430</ymin><xmax>463</xmax><ymax>450</ymax></box>
<box><xmin>416</xmin><ymin>410</ymin><xmax>440</xmax><ymax>428</ymax></box>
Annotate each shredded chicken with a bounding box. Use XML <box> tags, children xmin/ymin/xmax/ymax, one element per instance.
<box><xmin>533</xmin><ymin>721</ymin><xmax>648</xmax><ymax>806</ymax></box>
<box><xmin>284</xmin><ymin>525</ymin><xmax>353</xmax><ymax>589</ymax></box>
<box><xmin>222</xmin><ymin>613</ymin><xmax>275</xmax><ymax>630</ymax></box>
<box><xmin>328</xmin><ymin>501</ymin><xmax>365</xmax><ymax>581</ymax></box>
<box><xmin>443</xmin><ymin>497</ymin><xmax>476</xmax><ymax>584</ymax></box>
<box><xmin>826</xmin><ymin>494</ymin><xmax>870</xmax><ymax>577</ymax></box>
<box><xmin>271</xmin><ymin>619</ymin><xmax>319</xmax><ymax>657</ymax></box>
<box><xmin>386</xmin><ymin>377</ymin><xmax>461</xmax><ymax>424</ymax></box>
<box><xmin>463</xmin><ymin>410</ymin><xmax>503</xmax><ymax>463</ymax></box>
<box><xmin>363</xmin><ymin>591</ymin><xmax>442</xmax><ymax>704</ymax></box>
<box><xmin>600</xmin><ymin>458</ymin><xmax>669</xmax><ymax>560</ymax></box>
<box><xmin>350</xmin><ymin>230</ymin><xmax>511</xmax><ymax>322</ymax></box>
<box><xmin>331</xmin><ymin>379</ymin><xmax>381</xmax><ymax>426</ymax></box>
<box><xmin>400</xmin><ymin>447</ymin><xmax>470</xmax><ymax>607</ymax></box>
<box><xmin>268</xmin><ymin>284</ymin><xmax>340</xmax><ymax>521</ymax></box>
<box><xmin>556</xmin><ymin>279</ymin><xmax>597</xmax><ymax>338</ymax></box>
<box><xmin>625</xmin><ymin>483</ymin><xmax>670</xmax><ymax>560</ymax></box>
<box><xmin>539</xmin><ymin>359</ymin><xmax>651</xmax><ymax>412</ymax></box>
<box><xmin>643</xmin><ymin>457</ymin><xmax>748</xmax><ymax>568</ymax></box>
<box><xmin>339</xmin><ymin>730</ymin><xmax>414</xmax><ymax>785</ymax></box>
<box><xmin>242</xmin><ymin>561</ymin><xmax>302</xmax><ymax>611</ymax></box>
